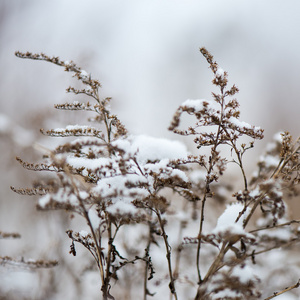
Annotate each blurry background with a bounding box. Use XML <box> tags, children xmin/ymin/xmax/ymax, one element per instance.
<box><xmin>1</xmin><ymin>0</ymin><xmax>300</xmax><ymax>299</ymax></box>
<box><xmin>1</xmin><ymin>0</ymin><xmax>300</xmax><ymax>139</ymax></box>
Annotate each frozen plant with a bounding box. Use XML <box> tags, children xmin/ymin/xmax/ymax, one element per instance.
<box><xmin>11</xmin><ymin>49</ymin><xmax>300</xmax><ymax>299</ymax></box>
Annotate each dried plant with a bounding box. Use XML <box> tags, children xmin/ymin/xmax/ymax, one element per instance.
<box><xmin>9</xmin><ymin>48</ymin><xmax>300</xmax><ymax>299</ymax></box>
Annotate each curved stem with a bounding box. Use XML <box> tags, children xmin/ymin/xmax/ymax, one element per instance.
<box><xmin>155</xmin><ymin>210</ymin><xmax>178</xmax><ymax>300</ymax></box>
<box><xmin>62</xmin><ymin>164</ymin><xmax>106</xmax><ymax>287</ymax></box>
<box><xmin>196</xmin><ymin>94</ymin><xmax>225</xmax><ymax>283</ymax></box>
<box><xmin>102</xmin><ymin>217</ymin><xmax>113</xmax><ymax>299</ymax></box>
<box><xmin>202</xmin><ymin>242</ymin><xmax>228</xmax><ymax>282</ymax></box>
<box><xmin>143</xmin><ymin>224</ymin><xmax>152</xmax><ymax>300</ymax></box>
<box><xmin>221</xmin><ymin>126</ymin><xmax>248</xmax><ymax>191</ymax></box>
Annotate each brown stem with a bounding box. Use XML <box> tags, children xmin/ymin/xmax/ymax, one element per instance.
<box><xmin>102</xmin><ymin>217</ymin><xmax>113</xmax><ymax>299</ymax></box>
<box><xmin>155</xmin><ymin>210</ymin><xmax>178</xmax><ymax>300</ymax></box>
<box><xmin>222</xmin><ymin>126</ymin><xmax>248</xmax><ymax>191</ymax></box>
<box><xmin>249</xmin><ymin>219</ymin><xmax>300</xmax><ymax>233</ymax></box>
<box><xmin>143</xmin><ymin>223</ymin><xmax>152</xmax><ymax>300</ymax></box>
<box><xmin>196</xmin><ymin>192</ymin><xmax>207</xmax><ymax>283</ymax></box>
<box><xmin>202</xmin><ymin>242</ymin><xmax>228</xmax><ymax>282</ymax></box>
<box><xmin>243</xmin><ymin>192</ymin><xmax>266</xmax><ymax>229</ymax></box>
<box><xmin>62</xmin><ymin>163</ymin><xmax>106</xmax><ymax>289</ymax></box>
<box><xmin>196</xmin><ymin>95</ymin><xmax>224</xmax><ymax>283</ymax></box>
<box><xmin>103</xmin><ymin>111</ymin><xmax>111</xmax><ymax>143</ymax></box>
<box><xmin>248</xmin><ymin>238</ymin><xmax>299</xmax><ymax>257</ymax></box>
<box><xmin>264</xmin><ymin>279</ymin><xmax>300</xmax><ymax>300</ymax></box>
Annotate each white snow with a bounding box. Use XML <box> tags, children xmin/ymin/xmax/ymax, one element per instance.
<box><xmin>88</xmin><ymin>207</ymin><xmax>101</xmax><ymax>229</ymax></box>
<box><xmin>52</xmin><ymin>125</ymin><xmax>100</xmax><ymax>135</ymax></box>
<box><xmin>249</xmin><ymin>187</ymin><xmax>260</xmax><ymax>198</ymax></box>
<box><xmin>79</xmin><ymin>191</ymin><xmax>89</xmax><ymax>200</ymax></box>
<box><xmin>181</xmin><ymin>99</ymin><xmax>207</xmax><ymax>111</ymax></box>
<box><xmin>112</xmin><ymin>138</ymin><xmax>132</xmax><ymax>156</ymax></box>
<box><xmin>92</xmin><ymin>173</ymin><xmax>148</xmax><ymax>201</ymax></box>
<box><xmin>113</xmin><ymin>134</ymin><xmax>188</xmax><ymax>164</ymax></box>
<box><xmin>38</xmin><ymin>194</ymin><xmax>51</xmax><ymax>208</ymax></box>
<box><xmin>228</xmin><ymin>116</ymin><xmax>262</xmax><ymax>135</ymax></box>
<box><xmin>65</xmin><ymin>125</ymin><xmax>94</xmax><ymax>131</ymax></box>
<box><xmin>215</xmin><ymin>68</ymin><xmax>225</xmax><ymax>79</ymax></box>
<box><xmin>273</xmin><ymin>131</ymin><xmax>284</xmax><ymax>143</ymax></box>
<box><xmin>79</xmin><ymin>230</ymin><xmax>89</xmax><ymax>238</ymax></box>
<box><xmin>260</xmin><ymin>154</ymin><xmax>280</xmax><ymax>168</ymax></box>
<box><xmin>38</xmin><ymin>188</ymin><xmax>79</xmax><ymax>208</ymax></box>
<box><xmin>228</xmin><ymin>116</ymin><xmax>251</xmax><ymax>129</ymax></box>
<box><xmin>181</xmin><ymin>99</ymin><xmax>220</xmax><ymax>113</ymax></box>
<box><xmin>106</xmin><ymin>200</ymin><xmax>138</xmax><ymax>215</ymax></box>
<box><xmin>67</xmin><ymin>156</ymin><xmax>117</xmax><ymax>174</ymax></box>
<box><xmin>80</xmin><ymin>70</ymin><xmax>89</xmax><ymax>79</ymax></box>
<box><xmin>89</xmin><ymin>134</ymin><xmax>189</xmax><ymax>215</ymax></box>
<box><xmin>144</xmin><ymin>158</ymin><xmax>188</xmax><ymax>182</ymax></box>
<box><xmin>132</xmin><ymin>135</ymin><xmax>188</xmax><ymax>164</ymax></box>
<box><xmin>231</xmin><ymin>264</ymin><xmax>255</xmax><ymax>284</ymax></box>
<box><xmin>211</xmin><ymin>289</ymin><xmax>239</xmax><ymax>299</ymax></box>
<box><xmin>213</xmin><ymin>203</ymin><xmax>252</xmax><ymax>238</ymax></box>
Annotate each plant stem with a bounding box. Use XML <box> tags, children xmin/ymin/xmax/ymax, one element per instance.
<box><xmin>63</xmin><ymin>164</ymin><xmax>106</xmax><ymax>290</ymax></box>
<box><xmin>196</xmin><ymin>97</ymin><xmax>224</xmax><ymax>283</ymax></box>
<box><xmin>155</xmin><ymin>210</ymin><xmax>178</xmax><ymax>300</ymax></box>
<box><xmin>222</xmin><ymin>126</ymin><xmax>248</xmax><ymax>191</ymax></box>
<box><xmin>202</xmin><ymin>242</ymin><xmax>228</xmax><ymax>282</ymax></box>
<box><xmin>143</xmin><ymin>226</ymin><xmax>152</xmax><ymax>300</ymax></box>
<box><xmin>102</xmin><ymin>217</ymin><xmax>113</xmax><ymax>299</ymax></box>
<box><xmin>264</xmin><ymin>279</ymin><xmax>300</xmax><ymax>300</ymax></box>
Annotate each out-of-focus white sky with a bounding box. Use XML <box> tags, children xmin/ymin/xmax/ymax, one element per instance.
<box><xmin>1</xmin><ymin>0</ymin><xmax>300</xmax><ymax>145</ymax></box>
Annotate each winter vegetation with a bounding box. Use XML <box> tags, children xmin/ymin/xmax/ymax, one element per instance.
<box><xmin>2</xmin><ymin>48</ymin><xmax>300</xmax><ymax>299</ymax></box>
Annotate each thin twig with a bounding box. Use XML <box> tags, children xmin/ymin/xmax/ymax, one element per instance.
<box><xmin>58</xmin><ymin>159</ymin><xmax>106</xmax><ymax>293</ymax></box>
<box><xmin>264</xmin><ymin>279</ymin><xmax>300</xmax><ymax>300</ymax></box>
<box><xmin>249</xmin><ymin>220</ymin><xmax>300</xmax><ymax>233</ymax></box>
<box><xmin>155</xmin><ymin>209</ymin><xmax>178</xmax><ymax>300</ymax></box>
<box><xmin>202</xmin><ymin>242</ymin><xmax>229</xmax><ymax>282</ymax></box>
<box><xmin>196</xmin><ymin>88</ymin><xmax>224</xmax><ymax>283</ymax></box>
<box><xmin>248</xmin><ymin>238</ymin><xmax>300</xmax><ymax>257</ymax></box>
